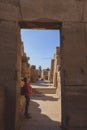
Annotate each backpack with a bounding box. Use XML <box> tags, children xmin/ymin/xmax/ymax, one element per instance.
<box><xmin>21</xmin><ymin>86</ymin><xmax>26</xmax><ymax>95</ymax></box>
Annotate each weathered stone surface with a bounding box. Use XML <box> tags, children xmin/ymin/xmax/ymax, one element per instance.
<box><xmin>83</xmin><ymin>1</ymin><xmax>87</xmax><ymax>22</ymax></box>
<box><xmin>62</xmin><ymin>85</ymin><xmax>87</xmax><ymax>129</ymax></box>
<box><xmin>61</xmin><ymin>22</ymin><xmax>87</xmax><ymax>130</ymax></box>
<box><xmin>0</xmin><ymin>87</ymin><xmax>5</xmax><ymax>130</ymax></box>
<box><xmin>21</xmin><ymin>51</ymin><xmax>30</xmax><ymax>78</ymax></box>
<box><xmin>61</xmin><ymin>22</ymin><xmax>87</xmax><ymax>85</ymax></box>
<box><xmin>0</xmin><ymin>21</ymin><xmax>19</xmax><ymax>73</ymax></box>
<box><xmin>0</xmin><ymin>0</ymin><xmax>19</xmax><ymax>6</ymax></box>
<box><xmin>53</xmin><ymin>47</ymin><xmax>60</xmax><ymax>88</ymax></box>
<box><xmin>30</xmin><ymin>65</ymin><xmax>38</xmax><ymax>82</ymax></box>
<box><xmin>0</xmin><ymin>21</ymin><xmax>21</xmax><ymax>130</ymax></box>
<box><xmin>0</xmin><ymin>3</ymin><xmax>20</xmax><ymax>21</ymax></box>
<box><xmin>50</xmin><ymin>59</ymin><xmax>54</xmax><ymax>83</ymax></box>
<box><xmin>0</xmin><ymin>1</ymin><xmax>87</xmax><ymax>130</ymax></box>
<box><xmin>41</xmin><ymin>69</ymin><xmax>49</xmax><ymax>80</ymax></box>
<box><xmin>20</xmin><ymin>0</ymin><xmax>82</xmax><ymax>22</ymax></box>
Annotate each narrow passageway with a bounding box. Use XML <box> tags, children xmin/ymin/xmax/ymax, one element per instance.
<box><xmin>20</xmin><ymin>81</ymin><xmax>61</xmax><ymax>130</ymax></box>
<box><xmin>31</xmin><ymin>80</ymin><xmax>54</xmax><ymax>87</ymax></box>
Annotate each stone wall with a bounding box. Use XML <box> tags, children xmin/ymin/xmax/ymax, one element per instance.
<box><xmin>15</xmin><ymin>26</ymin><xmax>22</xmax><ymax>130</ymax></box>
<box><xmin>0</xmin><ymin>0</ymin><xmax>87</xmax><ymax>130</ymax></box>
<box><xmin>0</xmin><ymin>87</ymin><xmax>5</xmax><ymax>130</ymax></box>
<box><xmin>21</xmin><ymin>53</ymin><xmax>30</xmax><ymax>78</ymax></box>
<box><xmin>21</xmin><ymin>42</ymin><xmax>30</xmax><ymax>79</ymax></box>
<box><xmin>30</xmin><ymin>65</ymin><xmax>38</xmax><ymax>82</ymax></box>
<box><xmin>0</xmin><ymin>21</ymin><xmax>21</xmax><ymax>130</ymax></box>
<box><xmin>20</xmin><ymin>41</ymin><xmax>30</xmax><ymax>124</ymax></box>
<box><xmin>61</xmin><ymin>22</ymin><xmax>87</xmax><ymax>130</ymax></box>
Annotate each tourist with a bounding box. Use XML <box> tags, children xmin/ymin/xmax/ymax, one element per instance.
<box><xmin>23</xmin><ymin>77</ymin><xmax>32</xmax><ymax>118</ymax></box>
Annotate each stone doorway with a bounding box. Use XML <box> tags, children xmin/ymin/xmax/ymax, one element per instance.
<box><xmin>19</xmin><ymin>21</ymin><xmax>62</xmax><ymax>129</ymax></box>
<box><xmin>0</xmin><ymin>1</ymin><xmax>87</xmax><ymax>130</ymax></box>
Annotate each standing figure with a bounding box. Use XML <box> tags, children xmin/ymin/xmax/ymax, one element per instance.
<box><xmin>23</xmin><ymin>77</ymin><xmax>32</xmax><ymax>118</ymax></box>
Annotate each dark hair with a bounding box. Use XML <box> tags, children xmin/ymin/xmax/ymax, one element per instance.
<box><xmin>23</xmin><ymin>77</ymin><xmax>27</xmax><ymax>82</ymax></box>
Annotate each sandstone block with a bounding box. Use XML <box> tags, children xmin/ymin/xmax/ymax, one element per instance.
<box><xmin>0</xmin><ymin>87</ymin><xmax>5</xmax><ymax>130</ymax></box>
<box><xmin>62</xmin><ymin>85</ymin><xmax>87</xmax><ymax>129</ymax></box>
<box><xmin>83</xmin><ymin>1</ymin><xmax>87</xmax><ymax>22</ymax></box>
<box><xmin>0</xmin><ymin>3</ymin><xmax>20</xmax><ymax>21</ymax></box>
<box><xmin>61</xmin><ymin>22</ymin><xmax>87</xmax><ymax>85</ymax></box>
<box><xmin>20</xmin><ymin>0</ymin><xmax>82</xmax><ymax>22</ymax></box>
<box><xmin>0</xmin><ymin>0</ymin><xmax>19</xmax><ymax>6</ymax></box>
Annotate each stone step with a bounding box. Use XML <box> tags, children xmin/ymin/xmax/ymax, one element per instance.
<box><xmin>32</xmin><ymin>87</ymin><xmax>56</xmax><ymax>94</ymax></box>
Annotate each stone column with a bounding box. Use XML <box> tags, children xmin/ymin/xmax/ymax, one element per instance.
<box><xmin>30</xmin><ymin>65</ymin><xmax>38</xmax><ymax>82</ymax></box>
<box><xmin>53</xmin><ymin>47</ymin><xmax>60</xmax><ymax>88</ymax></box>
<box><xmin>61</xmin><ymin>22</ymin><xmax>87</xmax><ymax>130</ymax></box>
<box><xmin>50</xmin><ymin>59</ymin><xmax>54</xmax><ymax>83</ymax></box>
<box><xmin>0</xmin><ymin>21</ymin><xmax>21</xmax><ymax>130</ymax></box>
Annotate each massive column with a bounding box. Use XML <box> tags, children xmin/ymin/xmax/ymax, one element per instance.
<box><xmin>50</xmin><ymin>59</ymin><xmax>54</xmax><ymax>83</ymax></box>
<box><xmin>53</xmin><ymin>47</ymin><xmax>60</xmax><ymax>88</ymax></box>
<box><xmin>0</xmin><ymin>21</ymin><xmax>21</xmax><ymax>130</ymax></box>
<box><xmin>61</xmin><ymin>22</ymin><xmax>87</xmax><ymax>130</ymax></box>
<box><xmin>30</xmin><ymin>65</ymin><xmax>38</xmax><ymax>82</ymax></box>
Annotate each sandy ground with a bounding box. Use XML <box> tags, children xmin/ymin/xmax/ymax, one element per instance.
<box><xmin>20</xmin><ymin>80</ymin><xmax>61</xmax><ymax>130</ymax></box>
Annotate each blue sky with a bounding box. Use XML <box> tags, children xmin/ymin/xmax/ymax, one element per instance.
<box><xmin>21</xmin><ymin>29</ymin><xmax>60</xmax><ymax>69</ymax></box>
